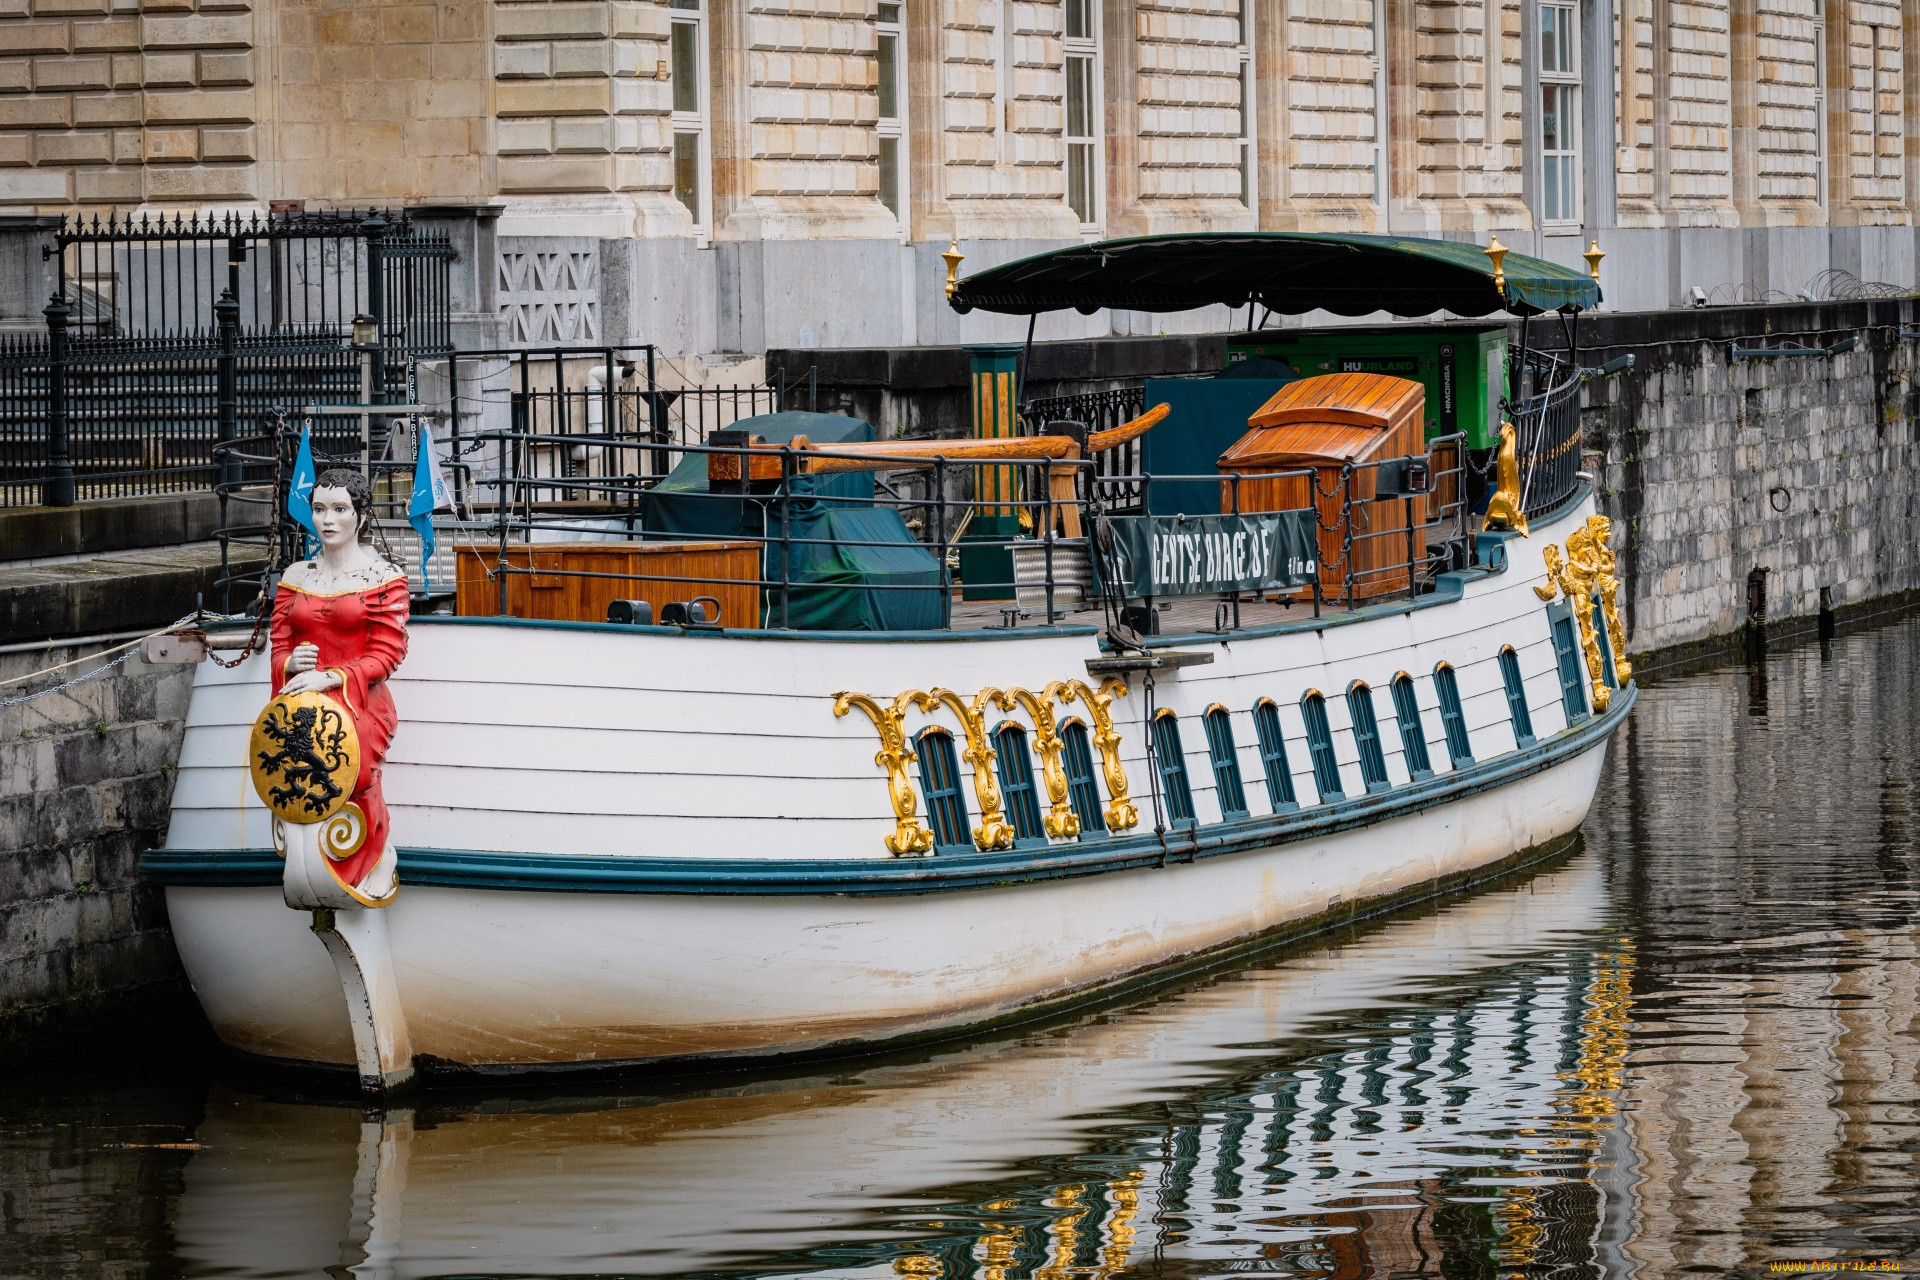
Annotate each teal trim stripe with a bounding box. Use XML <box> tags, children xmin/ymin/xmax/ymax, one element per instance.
<box><xmin>144</xmin><ymin>685</ymin><xmax>1632</xmax><ymax>897</ymax></box>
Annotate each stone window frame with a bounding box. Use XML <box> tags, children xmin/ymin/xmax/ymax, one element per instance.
<box><xmin>1063</xmin><ymin>0</ymin><xmax>1102</xmax><ymax>230</ymax></box>
<box><xmin>669</xmin><ymin>0</ymin><xmax>712</xmax><ymax>238</ymax></box>
<box><xmin>1234</xmin><ymin>0</ymin><xmax>1254</xmax><ymax>209</ymax></box>
<box><xmin>876</xmin><ymin>1</ymin><xmax>908</xmax><ymax>236</ymax></box>
<box><xmin>1535</xmin><ymin>0</ymin><xmax>1582</xmax><ymax>227</ymax></box>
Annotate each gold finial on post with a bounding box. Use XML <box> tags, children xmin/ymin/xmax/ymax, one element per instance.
<box><xmin>1483</xmin><ymin>236</ymin><xmax>1509</xmax><ymax>297</ymax></box>
<box><xmin>1583</xmin><ymin>239</ymin><xmax>1606</xmax><ymax>283</ymax></box>
<box><xmin>941</xmin><ymin>238</ymin><xmax>965</xmax><ymax>300</ymax></box>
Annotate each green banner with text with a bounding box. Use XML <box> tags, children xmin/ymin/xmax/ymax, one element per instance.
<box><xmin>1105</xmin><ymin>511</ymin><xmax>1319</xmax><ymax>598</ymax></box>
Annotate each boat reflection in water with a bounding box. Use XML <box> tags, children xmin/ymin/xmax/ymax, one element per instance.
<box><xmin>172</xmin><ymin>845</ymin><xmax>1632</xmax><ymax>1278</ymax></box>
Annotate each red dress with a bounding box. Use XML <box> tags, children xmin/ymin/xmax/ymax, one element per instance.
<box><xmin>270</xmin><ymin>573</ymin><xmax>410</xmax><ymax>890</ymax></box>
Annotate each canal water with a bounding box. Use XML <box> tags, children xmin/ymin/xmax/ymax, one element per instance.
<box><xmin>4</xmin><ymin>616</ymin><xmax>1918</xmax><ymax>1278</ymax></box>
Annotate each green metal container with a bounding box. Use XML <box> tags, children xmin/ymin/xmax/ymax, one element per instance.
<box><xmin>1225</xmin><ymin>324</ymin><xmax>1507</xmax><ymax>450</ymax></box>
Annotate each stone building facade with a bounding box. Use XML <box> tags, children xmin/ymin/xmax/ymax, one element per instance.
<box><xmin>2</xmin><ymin>0</ymin><xmax>1919</xmax><ymax>355</ymax></box>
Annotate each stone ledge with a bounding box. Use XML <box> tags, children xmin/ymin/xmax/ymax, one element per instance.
<box><xmin>0</xmin><ymin>490</ymin><xmax>223</xmax><ymax>564</ymax></box>
<box><xmin>0</xmin><ymin>541</ymin><xmax>264</xmax><ymax>644</ymax></box>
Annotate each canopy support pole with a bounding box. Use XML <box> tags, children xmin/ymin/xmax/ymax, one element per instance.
<box><xmin>1015</xmin><ymin>311</ymin><xmax>1037</xmax><ymax>427</ymax></box>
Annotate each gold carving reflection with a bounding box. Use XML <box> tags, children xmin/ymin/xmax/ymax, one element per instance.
<box><xmin>834</xmin><ymin>691</ymin><xmax>936</xmax><ymax>857</ymax></box>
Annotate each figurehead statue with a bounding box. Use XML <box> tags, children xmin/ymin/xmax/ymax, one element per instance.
<box><xmin>250</xmin><ymin>468</ymin><xmax>410</xmax><ymax>909</ymax></box>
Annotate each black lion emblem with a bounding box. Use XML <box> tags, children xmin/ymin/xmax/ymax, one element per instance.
<box><xmin>257</xmin><ymin>702</ymin><xmax>353</xmax><ymax>816</ymax></box>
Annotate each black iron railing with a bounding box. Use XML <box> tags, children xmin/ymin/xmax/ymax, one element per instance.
<box><xmin>1510</xmin><ymin>354</ymin><xmax>1585</xmax><ymax>521</ymax></box>
<box><xmin>3</xmin><ymin>209</ymin><xmax>453</xmax><ymax>507</ymax></box>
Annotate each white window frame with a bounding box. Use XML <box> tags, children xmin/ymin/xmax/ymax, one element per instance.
<box><xmin>1063</xmin><ymin>0</ymin><xmax>1101</xmax><ymax>230</ymax></box>
<box><xmin>1235</xmin><ymin>1</ymin><xmax>1253</xmax><ymax>208</ymax></box>
<box><xmin>669</xmin><ymin>0</ymin><xmax>711</xmax><ymax>237</ymax></box>
<box><xmin>876</xmin><ymin>2</ymin><xmax>907</xmax><ymax>237</ymax></box>
<box><xmin>1537</xmin><ymin>0</ymin><xmax>1581</xmax><ymax>227</ymax></box>
<box><xmin>1813</xmin><ymin>16</ymin><xmax>1827</xmax><ymax>208</ymax></box>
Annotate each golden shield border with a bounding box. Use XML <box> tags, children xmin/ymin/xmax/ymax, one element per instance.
<box><xmin>249</xmin><ymin>689</ymin><xmax>361</xmax><ymax>824</ymax></box>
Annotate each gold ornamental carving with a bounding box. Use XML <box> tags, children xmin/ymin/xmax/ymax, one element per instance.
<box><xmin>916</xmin><ymin>687</ymin><xmax>1017</xmax><ymax>851</ymax></box>
<box><xmin>1535</xmin><ymin>514</ymin><xmax>1632</xmax><ymax>710</ymax></box>
<box><xmin>249</xmin><ymin>690</ymin><xmax>360</xmax><ymax>823</ymax></box>
<box><xmin>1482</xmin><ymin>420</ymin><xmax>1530</xmax><ymax>537</ymax></box>
<box><xmin>833</xmin><ymin>691</ymin><xmax>936</xmax><ymax>856</ymax></box>
<box><xmin>997</xmin><ymin>684</ymin><xmax>1079</xmax><ymax>839</ymax></box>
<box><xmin>1059</xmin><ymin>677</ymin><xmax>1140</xmax><ymax>833</ymax></box>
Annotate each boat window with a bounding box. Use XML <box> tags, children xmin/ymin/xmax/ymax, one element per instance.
<box><xmin>1346</xmin><ymin>682</ymin><xmax>1391</xmax><ymax>792</ymax></box>
<box><xmin>1300</xmin><ymin>692</ymin><xmax>1345</xmax><ymax>802</ymax></box>
<box><xmin>1499</xmin><ymin>645</ymin><xmax>1536</xmax><ymax>747</ymax></box>
<box><xmin>1203</xmin><ymin>706</ymin><xmax>1249</xmax><ymax>820</ymax></box>
<box><xmin>1151</xmin><ymin>710</ymin><xmax>1197</xmax><ymax>825</ymax></box>
<box><xmin>1059</xmin><ymin>718</ymin><xmax>1106</xmax><ymax>837</ymax></box>
<box><xmin>1390</xmin><ymin>674</ymin><xmax>1432</xmax><ymax>779</ymax></box>
<box><xmin>1433</xmin><ymin>663</ymin><xmax>1474</xmax><ymax>768</ymax></box>
<box><xmin>914</xmin><ymin>727</ymin><xmax>971</xmax><ymax>851</ymax></box>
<box><xmin>1548</xmin><ymin>603</ymin><xmax>1588</xmax><ymax>724</ymax></box>
<box><xmin>992</xmin><ymin>721</ymin><xmax>1046</xmax><ymax>843</ymax></box>
<box><xmin>1591</xmin><ymin>595</ymin><xmax>1618</xmax><ymax>688</ymax></box>
<box><xmin>1251</xmin><ymin>698</ymin><xmax>1297</xmax><ymax>810</ymax></box>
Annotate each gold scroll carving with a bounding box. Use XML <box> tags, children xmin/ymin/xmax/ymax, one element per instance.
<box><xmin>916</xmin><ymin>687</ymin><xmax>1017</xmax><ymax>851</ymax></box>
<box><xmin>833</xmin><ymin>691</ymin><xmax>936</xmax><ymax>856</ymax></box>
<box><xmin>1534</xmin><ymin>514</ymin><xmax>1632</xmax><ymax>711</ymax></box>
<box><xmin>998</xmin><ymin>683</ymin><xmax>1079</xmax><ymax>839</ymax></box>
<box><xmin>1059</xmin><ymin>677</ymin><xmax>1140</xmax><ymax>833</ymax></box>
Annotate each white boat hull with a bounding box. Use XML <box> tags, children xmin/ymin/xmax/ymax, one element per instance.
<box><xmin>151</xmin><ymin>491</ymin><xmax>1633</xmax><ymax>1074</ymax></box>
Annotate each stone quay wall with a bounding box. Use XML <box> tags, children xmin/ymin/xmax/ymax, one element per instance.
<box><xmin>0</xmin><ymin>639</ymin><xmax>193</xmax><ymax>1049</ymax></box>
<box><xmin>1575</xmin><ymin>297</ymin><xmax>1920</xmax><ymax>658</ymax></box>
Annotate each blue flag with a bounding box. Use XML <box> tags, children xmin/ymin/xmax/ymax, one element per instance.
<box><xmin>408</xmin><ymin>423</ymin><xmax>451</xmax><ymax>593</ymax></box>
<box><xmin>288</xmin><ymin>425</ymin><xmax>319</xmax><ymax>557</ymax></box>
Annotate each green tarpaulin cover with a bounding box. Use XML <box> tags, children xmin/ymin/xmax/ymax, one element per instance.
<box><xmin>642</xmin><ymin>411</ymin><xmax>875</xmax><ymax>540</ymax></box>
<box><xmin>1139</xmin><ymin>376</ymin><xmax>1298</xmax><ymax>517</ymax></box>
<box><xmin>767</xmin><ymin>505</ymin><xmax>947</xmax><ymax>632</ymax></box>
<box><xmin>949</xmin><ymin>232</ymin><xmax>1600</xmax><ymax>318</ymax></box>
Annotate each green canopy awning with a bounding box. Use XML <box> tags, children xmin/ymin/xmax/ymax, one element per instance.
<box><xmin>948</xmin><ymin>232</ymin><xmax>1600</xmax><ymax>319</ymax></box>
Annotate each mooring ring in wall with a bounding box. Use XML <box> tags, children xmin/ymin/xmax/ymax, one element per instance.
<box><xmin>1768</xmin><ymin>486</ymin><xmax>1792</xmax><ymax>513</ymax></box>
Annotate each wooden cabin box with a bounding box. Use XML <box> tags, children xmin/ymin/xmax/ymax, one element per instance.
<box><xmin>1216</xmin><ymin>373</ymin><xmax>1428</xmax><ymax>602</ymax></box>
<box><xmin>455</xmin><ymin>541</ymin><xmax>763</xmax><ymax>628</ymax></box>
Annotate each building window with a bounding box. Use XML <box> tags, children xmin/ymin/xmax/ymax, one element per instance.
<box><xmin>1060</xmin><ymin>718</ymin><xmax>1106</xmax><ymax>837</ymax></box>
<box><xmin>876</xmin><ymin>2</ymin><xmax>905</xmax><ymax>223</ymax></box>
<box><xmin>1347</xmin><ymin>682</ymin><xmax>1390</xmax><ymax>792</ymax></box>
<box><xmin>1234</xmin><ymin>0</ymin><xmax>1252</xmax><ymax>206</ymax></box>
<box><xmin>1301</xmin><ymin>692</ymin><xmax>1344</xmax><ymax>802</ymax></box>
<box><xmin>1063</xmin><ymin>0</ymin><xmax>1099</xmax><ymax>226</ymax></box>
<box><xmin>1548</xmin><ymin>603</ymin><xmax>1588</xmax><ymax>724</ymax></box>
<box><xmin>1390</xmin><ymin>674</ymin><xmax>1433</xmax><ymax>780</ymax></box>
<box><xmin>993</xmin><ymin>722</ymin><xmax>1046</xmax><ymax>843</ymax></box>
<box><xmin>1151</xmin><ymin>709</ymin><xmax>1196</xmax><ymax>826</ymax></box>
<box><xmin>1251</xmin><ymin>699</ymin><xmax>1297</xmax><ymax>811</ymax></box>
<box><xmin>669</xmin><ymin>0</ymin><xmax>708</xmax><ymax>229</ymax></box>
<box><xmin>1537</xmin><ymin>1</ymin><xmax>1579</xmax><ymax>224</ymax></box>
<box><xmin>1434</xmin><ymin>663</ymin><xmax>1474</xmax><ymax>768</ymax></box>
<box><xmin>1498</xmin><ymin>645</ymin><xmax>1536</xmax><ymax>747</ymax></box>
<box><xmin>1203</xmin><ymin>706</ymin><xmax>1249</xmax><ymax>820</ymax></box>
<box><xmin>915</xmin><ymin>727</ymin><xmax>970</xmax><ymax>851</ymax></box>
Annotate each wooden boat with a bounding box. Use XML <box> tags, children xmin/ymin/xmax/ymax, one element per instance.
<box><xmin>143</xmin><ymin>233</ymin><xmax>1628</xmax><ymax>1091</ymax></box>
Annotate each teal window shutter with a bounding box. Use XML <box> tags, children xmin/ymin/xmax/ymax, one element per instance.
<box><xmin>1547</xmin><ymin>600</ymin><xmax>1588</xmax><ymax>723</ymax></box>
<box><xmin>1301</xmin><ymin>692</ymin><xmax>1344</xmax><ymax>802</ymax></box>
<box><xmin>1498</xmin><ymin>646</ymin><xmax>1536</xmax><ymax>747</ymax></box>
<box><xmin>1251</xmin><ymin>698</ymin><xmax>1297</xmax><ymax>811</ymax></box>
<box><xmin>1433</xmin><ymin>663</ymin><xmax>1474</xmax><ymax>767</ymax></box>
<box><xmin>1346</xmin><ymin>683</ymin><xmax>1390</xmax><ymax>791</ymax></box>
<box><xmin>915</xmin><ymin>727</ymin><xmax>971</xmax><ymax>851</ymax></box>
<box><xmin>1060</xmin><ymin>719</ymin><xmax>1105</xmax><ymax>837</ymax></box>
<box><xmin>1390</xmin><ymin>674</ymin><xmax>1432</xmax><ymax>779</ymax></box>
<box><xmin>1203</xmin><ymin>706</ymin><xmax>1249</xmax><ymax>820</ymax></box>
<box><xmin>1591</xmin><ymin>595</ymin><xmax>1618</xmax><ymax>689</ymax></box>
<box><xmin>992</xmin><ymin>722</ymin><xmax>1046</xmax><ymax>843</ymax></box>
<box><xmin>1151</xmin><ymin>710</ymin><xmax>1197</xmax><ymax>825</ymax></box>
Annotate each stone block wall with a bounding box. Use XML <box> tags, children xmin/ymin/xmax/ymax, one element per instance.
<box><xmin>0</xmin><ymin>640</ymin><xmax>193</xmax><ymax>1046</ymax></box>
<box><xmin>1579</xmin><ymin>298</ymin><xmax>1920</xmax><ymax>653</ymax></box>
